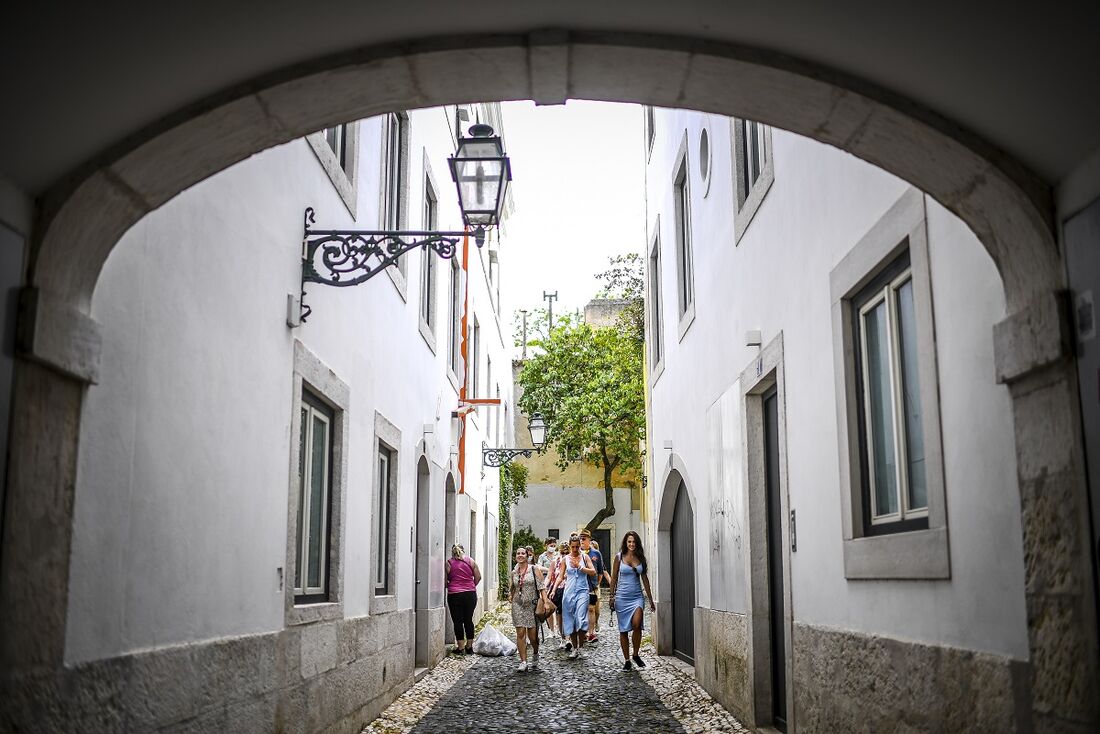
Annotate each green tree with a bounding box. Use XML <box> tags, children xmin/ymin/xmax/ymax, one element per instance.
<box><xmin>516</xmin><ymin>320</ymin><xmax>645</xmax><ymax>534</ymax></box>
<box><xmin>497</xmin><ymin>462</ymin><xmax>528</xmax><ymax>598</ymax></box>
<box><xmin>594</xmin><ymin>252</ymin><xmax>645</xmax><ymax>343</ymax></box>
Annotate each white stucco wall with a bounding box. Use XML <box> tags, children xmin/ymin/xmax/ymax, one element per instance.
<box><xmin>645</xmin><ymin>109</ymin><xmax>1028</xmax><ymax>659</ymax></box>
<box><xmin>514</xmin><ymin>484</ymin><xmax>642</xmax><ymax>546</ymax></box>
<box><xmin>66</xmin><ymin>106</ymin><xmax>515</xmax><ymax>663</ymax></box>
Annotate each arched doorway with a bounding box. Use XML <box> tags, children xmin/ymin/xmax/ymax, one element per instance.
<box><xmin>444</xmin><ymin>472</ymin><xmax>456</xmax><ymax>645</ymax></box>
<box><xmin>414</xmin><ymin>457</ymin><xmax>431</xmax><ymax>668</ymax></box>
<box><xmin>670</xmin><ymin>479</ymin><xmax>696</xmax><ymax>664</ymax></box>
<box><xmin>1</xmin><ymin>30</ymin><xmax>1094</xmax><ymax>733</ymax></box>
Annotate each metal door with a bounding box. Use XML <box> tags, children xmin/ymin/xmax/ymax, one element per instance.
<box><xmin>764</xmin><ymin>388</ymin><xmax>788</xmax><ymax>732</ymax></box>
<box><xmin>1065</xmin><ymin>198</ymin><xmax>1100</xmax><ymax>612</ymax></box>
<box><xmin>594</xmin><ymin>528</ymin><xmax>612</xmax><ymax>586</ymax></box>
<box><xmin>414</xmin><ymin>461</ymin><xmax>431</xmax><ymax>667</ymax></box>
<box><xmin>670</xmin><ymin>481</ymin><xmax>696</xmax><ymax>663</ymax></box>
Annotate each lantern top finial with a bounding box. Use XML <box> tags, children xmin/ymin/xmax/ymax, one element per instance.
<box><xmin>468</xmin><ymin>123</ymin><xmax>495</xmax><ymax>138</ymax></box>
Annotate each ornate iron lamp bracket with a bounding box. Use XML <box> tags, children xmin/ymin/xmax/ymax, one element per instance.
<box><xmin>482</xmin><ymin>447</ymin><xmax>534</xmax><ymax>468</ymax></box>
<box><xmin>299</xmin><ymin>207</ymin><xmax>469</xmax><ymax>322</ymax></box>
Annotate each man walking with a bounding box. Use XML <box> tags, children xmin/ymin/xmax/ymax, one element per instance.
<box><xmin>579</xmin><ymin>530</ymin><xmax>610</xmax><ymax>642</ymax></box>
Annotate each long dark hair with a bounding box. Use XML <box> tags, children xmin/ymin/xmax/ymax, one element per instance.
<box><xmin>619</xmin><ymin>531</ymin><xmax>648</xmax><ymax>569</ymax></box>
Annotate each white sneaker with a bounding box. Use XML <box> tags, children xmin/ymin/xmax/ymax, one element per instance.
<box><xmin>529</xmin><ymin>656</ymin><xmax>539</xmax><ymax>670</ymax></box>
<box><xmin>568</xmin><ymin>649</ymin><xmax>578</xmax><ymax>660</ymax></box>
<box><xmin>517</xmin><ymin>661</ymin><xmax>528</xmax><ymax>672</ymax></box>
<box><xmin>558</xmin><ymin>639</ymin><xmax>567</xmax><ymax>650</ymax></box>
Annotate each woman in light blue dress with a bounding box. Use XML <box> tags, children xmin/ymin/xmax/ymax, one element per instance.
<box><xmin>610</xmin><ymin>530</ymin><xmax>656</xmax><ymax>671</ymax></box>
<box><xmin>558</xmin><ymin>533</ymin><xmax>596</xmax><ymax>660</ymax></box>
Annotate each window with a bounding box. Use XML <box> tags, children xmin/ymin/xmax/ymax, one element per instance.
<box><xmin>419</xmin><ymin>178</ymin><xmax>438</xmax><ymax>339</ymax></box>
<box><xmin>731</xmin><ymin>118</ymin><xmax>774</xmax><ymax>244</ymax></box>
<box><xmin>324</xmin><ymin>124</ymin><xmax>350</xmax><ymax>174</ymax></box>
<box><xmin>287</xmin><ymin>340</ymin><xmax>349</xmax><ymax>625</ymax></box>
<box><xmin>645</xmin><ymin>106</ymin><xmax>656</xmax><ymax>158</ymax></box>
<box><xmin>470</xmin><ymin>318</ymin><xmax>481</xmax><ymax>398</ymax></box>
<box><xmin>486</xmin><ymin>357</ymin><xmax>493</xmax><ymax>438</ymax></box>
<box><xmin>672</xmin><ymin>148</ymin><xmax>695</xmax><ymax>337</ymax></box>
<box><xmin>374</xmin><ymin>442</ymin><xmax>394</xmax><ymax>595</ymax></box>
<box><xmin>295</xmin><ymin>390</ymin><xmax>334</xmax><ymax>602</ymax></box>
<box><xmin>853</xmin><ymin>252</ymin><xmax>927</xmax><ymax>535</ymax></box>
<box><xmin>306</xmin><ymin>122</ymin><xmax>360</xmax><ymax>216</ymax></box>
<box><xmin>382</xmin><ymin>112</ymin><xmax>410</xmax><ymax>284</ymax></box>
<box><xmin>649</xmin><ymin>229</ymin><xmax>664</xmax><ymax>373</ymax></box>
<box><xmin>448</xmin><ymin>259</ymin><xmax>462</xmax><ymax>379</ymax></box>
<box><xmin>548</xmin><ymin>528</ymin><xmax>560</xmax><ymax>540</ymax></box>
<box><xmin>495</xmin><ymin>385</ymin><xmax>501</xmax><ymax>445</ymax></box>
<box><xmin>830</xmin><ymin>187</ymin><xmax>948</xmax><ymax>579</ymax></box>
<box><xmin>469</xmin><ymin>510</ymin><xmax>477</xmax><ymax>559</ymax></box>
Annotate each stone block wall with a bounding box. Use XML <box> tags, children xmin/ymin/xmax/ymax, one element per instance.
<box><xmin>694</xmin><ymin>608</ymin><xmax>752</xmax><ymax>724</ymax></box>
<box><xmin>791</xmin><ymin>622</ymin><xmax>1029</xmax><ymax>733</ymax></box>
<box><xmin>0</xmin><ymin>610</ymin><xmax>418</xmax><ymax>733</ymax></box>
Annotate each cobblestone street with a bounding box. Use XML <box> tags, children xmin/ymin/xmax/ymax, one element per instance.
<box><xmin>363</xmin><ymin>599</ymin><xmax>747</xmax><ymax>734</ymax></box>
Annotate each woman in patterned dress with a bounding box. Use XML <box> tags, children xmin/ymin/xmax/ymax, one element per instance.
<box><xmin>510</xmin><ymin>546</ymin><xmax>548</xmax><ymax>672</ymax></box>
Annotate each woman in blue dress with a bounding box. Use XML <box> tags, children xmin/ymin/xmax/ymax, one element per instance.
<box><xmin>557</xmin><ymin>533</ymin><xmax>597</xmax><ymax>660</ymax></box>
<box><xmin>610</xmin><ymin>530</ymin><xmax>656</xmax><ymax>671</ymax></box>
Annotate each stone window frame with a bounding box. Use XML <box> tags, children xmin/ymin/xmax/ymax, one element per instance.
<box><xmin>306</xmin><ymin>122</ymin><xmax>361</xmax><ymax>218</ymax></box>
<box><xmin>285</xmin><ymin>340</ymin><xmax>350</xmax><ymax>627</ymax></box>
<box><xmin>418</xmin><ymin>152</ymin><xmax>440</xmax><ymax>354</ymax></box>
<box><xmin>380</xmin><ymin>111</ymin><xmax>412</xmax><ymax>300</ymax></box>
<box><xmin>644</xmin><ymin>106</ymin><xmax>656</xmax><ymax>162</ymax></box>
<box><xmin>647</xmin><ymin>219</ymin><xmax>666</xmax><ymax>386</ymax></box>
<box><xmin>830</xmin><ymin>187</ymin><xmax>950</xmax><ymax>580</ymax></box>
<box><xmin>372</xmin><ymin>411</ymin><xmax>402</xmax><ymax>614</ymax></box>
<box><xmin>731</xmin><ymin>118</ymin><xmax>774</xmax><ymax>245</ymax></box>
<box><xmin>671</xmin><ymin>131</ymin><xmax>696</xmax><ymax>341</ymax></box>
<box><xmin>446</xmin><ymin>257</ymin><xmax>463</xmax><ymax>392</ymax></box>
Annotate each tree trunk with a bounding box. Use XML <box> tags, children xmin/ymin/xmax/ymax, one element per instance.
<box><xmin>584</xmin><ymin>452</ymin><xmax>619</xmax><ymax>534</ymax></box>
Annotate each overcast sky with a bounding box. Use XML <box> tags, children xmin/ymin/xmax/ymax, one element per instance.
<box><xmin>498</xmin><ymin>101</ymin><xmax>646</xmax><ymax>342</ymax></box>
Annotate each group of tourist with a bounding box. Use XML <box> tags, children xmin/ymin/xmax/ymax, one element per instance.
<box><xmin>444</xmin><ymin>527</ymin><xmax>655</xmax><ymax>673</ymax></box>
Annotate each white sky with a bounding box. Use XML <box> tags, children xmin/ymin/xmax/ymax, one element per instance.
<box><xmin>498</xmin><ymin>101</ymin><xmax>646</xmax><ymax>340</ymax></box>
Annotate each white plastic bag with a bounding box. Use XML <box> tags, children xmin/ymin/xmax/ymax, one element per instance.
<box><xmin>472</xmin><ymin>624</ymin><xmax>517</xmax><ymax>656</ymax></box>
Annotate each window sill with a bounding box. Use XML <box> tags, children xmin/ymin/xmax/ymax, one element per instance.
<box><xmin>650</xmin><ymin>358</ymin><xmax>665</xmax><ymax>388</ymax></box>
<box><xmin>734</xmin><ymin>161</ymin><xmax>774</xmax><ymax>246</ymax></box>
<box><xmin>843</xmin><ymin>526</ymin><xmax>950</xmax><ymax>580</ymax></box>
<box><xmin>446</xmin><ymin>366</ymin><xmax>461</xmax><ymax>394</ymax></box>
<box><xmin>677</xmin><ymin>302</ymin><xmax>696</xmax><ymax>342</ymax></box>
<box><xmin>287</xmin><ymin>601</ymin><xmax>344</xmax><ymax>627</ymax></box>
<box><xmin>385</xmin><ymin>264</ymin><xmax>409</xmax><ymax>302</ymax></box>
<box><xmin>418</xmin><ymin>317</ymin><xmax>437</xmax><ymax>354</ymax></box>
<box><xmin>372</xmin><ymin>594</ymin><xmax>398</xmax><ymax>615</ymax></box>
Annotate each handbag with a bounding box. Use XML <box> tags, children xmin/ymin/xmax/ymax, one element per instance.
<box><xmin>534</xmin><ymin>567</ymin><xmax>557</xmax><ymax>622</ymax></box>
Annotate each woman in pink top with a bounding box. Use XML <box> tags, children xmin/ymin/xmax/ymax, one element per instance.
<box><xmin>445</xmin><ymin>544</ymin><xmax>481</xmax><ymax>654</ymax></box>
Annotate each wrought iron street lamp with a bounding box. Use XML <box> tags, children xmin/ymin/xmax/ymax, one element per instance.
<box><xmin>298</xmin><ymin>123</ymin><xmax>512</xmax><ymax>322</ymax></box>
<box><xmin>483</xmin><ymin>412</ymin><xmax>547</xmax><ymax>467</ymax></box>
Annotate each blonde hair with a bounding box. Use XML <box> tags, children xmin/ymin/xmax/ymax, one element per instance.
<box><xmin>451</xmin><ymin>544</ymin><xmax>465</xmax><ymax>560</ymax></box>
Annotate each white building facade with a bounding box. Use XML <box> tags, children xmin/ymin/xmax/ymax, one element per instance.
<box><xmin>644</xmin><ymin>108</ymin><xmax>1030</xmax><ymax>731</ymax></box>
<box><xmin>62</xmin><ymin>104</ymin><xmax>516</xmax><ymax>731</ymax></box>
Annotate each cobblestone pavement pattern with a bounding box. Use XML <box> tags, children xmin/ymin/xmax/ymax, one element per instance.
<box><xmin>363</xmin><ymin>596</ymin><xmax>747</xmax><ymax>734</ymax></box>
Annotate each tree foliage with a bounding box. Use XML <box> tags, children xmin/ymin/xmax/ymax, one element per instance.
<box><xmin>516</xmin><ymin>318</ymin><xmax>645</xmax><ymax>534</ymax></box>
<box><xmin>497</xmin><ymin>463</ymin><xmax>529</xmax><ymax>598</ymax></box>
<box><xmin>594</xmin><ymin>253</ymin><xmax>645</xmax><ymax>343</ymax></box>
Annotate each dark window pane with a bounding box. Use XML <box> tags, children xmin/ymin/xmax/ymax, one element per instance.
<box><xmin>307</xmin><ymin>414</ymin><xmax>327</xmax><ymax>589</ymax></box>
<box><xmin>295</xmin><ymin>406</ymin><xmax>307</xmax><ymax>589</ymax></box>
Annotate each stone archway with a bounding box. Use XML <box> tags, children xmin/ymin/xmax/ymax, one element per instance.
<box><xmin>654</xmin><ymin>453</ymin><xmax>699</xmax><ymax>659</ymax></box>
<box><xmin>4</xmin><ymin>30</ymin><xmax>1095</xmax><ymax>731</ymax></box>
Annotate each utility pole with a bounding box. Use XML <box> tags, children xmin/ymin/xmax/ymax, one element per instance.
<box><xmin>519</xmin><ymin>309</ymin><xmax>529</xmax><ymax>359</ymax></box>
<box><xmin>543</xmin><ymin>290</ymin><xmax>558</xmax><ymax>333</ymax></box>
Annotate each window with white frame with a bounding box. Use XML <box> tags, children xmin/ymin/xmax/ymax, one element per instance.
<box><xmin>295</xmin><ymin>390</ymin><xmax>334</xmax><ymax>602</ymax></box>
<box><xmin>731</xmin><ymin>117</ymin><xmax>774</xmax><ymax>244</ymax></box>
<box><xmin>649</xmin><ymin>231</ymin><xmax>664</xmax><ymax>370</ymax></box>
<box><xmin>374</xmin><ymin>442</ymin><xmax>395</xmax><ymax>595</ymax></box>
<box><xmin>830</xmin><ymin>187</ymin><xmax>948</xmax><ymax>580</ymax></box>
<box><xmin>470</xmin><ymin>317</ymin><xmax>481</xmax><ymax>398</ymax></box>
<box><xmin>324</xmin><ymin>125</ymin><xmax>351</xmax><ymax>174</ymax></box>
<box><xmin>420</xmin><ymin>179</ymin><xmax>438</xmax><ymax>331</ymax></box>
<box><xmin>673</xmin><ymin>158</ymin><xmax>694</xmax><ymax>320</ymax></box>
<box><xmin>852</xmin><ymin>250</ymin><xmax>928</xmax><ymax>535</ymax></box>
<box><xmin>382</xmin><ymin>112</ymin><xmax>410</xmax><ymax>279</ymax></box>
<box><xmin>448</xmin><ymin>259</ymin><xmax>462</xmax><ymax>378</ymax></box>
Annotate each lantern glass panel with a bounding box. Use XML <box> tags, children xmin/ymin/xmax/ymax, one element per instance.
<box><xmin>454</xmin><ymin>158</ymin><xmax>503</xmax><ymax>222</ymax></box>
